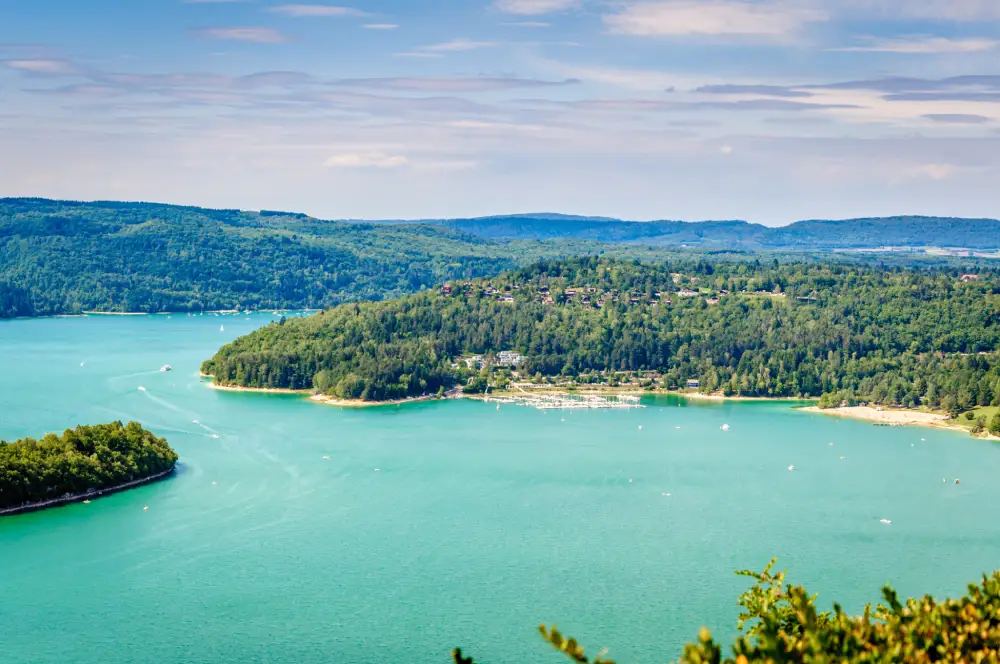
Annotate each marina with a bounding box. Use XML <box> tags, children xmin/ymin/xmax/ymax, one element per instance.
<box><xmin>485</xmin><ymin>393</ymin><xmax>644</xmax><ymax>410</ymax></box>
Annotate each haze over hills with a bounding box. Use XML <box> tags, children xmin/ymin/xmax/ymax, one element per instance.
<box><xmin>2</xmin><ymin>197</ymin><xmax>999</xmax><ymax>318</ymax></box>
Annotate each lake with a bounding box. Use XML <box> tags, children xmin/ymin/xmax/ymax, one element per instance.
<box><xmin>2</xmin><ymin>314</ymin><xmax>1000</xmax><ymax>664</ymax></box>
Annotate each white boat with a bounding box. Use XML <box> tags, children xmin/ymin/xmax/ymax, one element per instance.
<box><xmin>220</xmin><ymin>325</ymin><xmax>225</xmax><ymax>332</ymax></box>
<box><xmin>787</xmin><ymin>465</ymin><xmax>795</xmax><ymax>472</ymax></box>
<box><xmin>137</xmin><ymin>386</ymin><xmax>146</xmax><ymax>392</ymax></box>
<box><xmin>721</xmin><ymin>424</ymin><xmax>730</xmax><ymax>431</ymax></box>
<box><xmin>160</xmin><ymin>365</ymin><xmax>172</xmax><ymax>372</ymax></box>
<box><xmin>880</xmin><ymin>518</ymin><xmax>892</xmax><ymax>525</ymax></box>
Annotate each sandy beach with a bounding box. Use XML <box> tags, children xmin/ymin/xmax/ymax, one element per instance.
<box><xmin>309</xmin><ymin>394</ymin><xmax>441</xmax><ymax>408</ymax></box>
<box><xmin>205</xmin><ymin>382</ymin><xmax>310</xmax><ymax>395</ymax></box>
<box><xmin>800</xmin><ymin>405</ymin><xmax>949</xmax><ymax>427</ymax></box>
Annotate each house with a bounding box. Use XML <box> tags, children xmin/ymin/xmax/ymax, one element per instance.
<box><xmin>465</xmin><ymin>355</ymin><xmax>484</xmax><ymax>369</ymax></box>
<box><xmin>565</xmin><ymin>289</ymin><xmax>578</xmax><ymax>297</ymax></box>
<box><xmin>497</xmin><ymin>350</ymin><xmax>524</xmax><ymax>367</ymax></box>
<box><xmin>706</xmin><ymin>297</ymin><xmax>720</xmax><ymax>305</ymax></box>
<box><xmin>441</xmin><ymin>283</ymin><xmax>453</xmax><ymax>295</ymax></box>
<box><xmin>501</xmin><ymin>295</ymin><xmax>515</xmax><ymax>303</ymax></box>
<box><xmin>719</xmin><ymin>289</ymin><xmax>730</xmax><ymax>295</ymax></box>
<box><xmin>678</xmin><ymin>289</ymin><xmax>699</xmax><ymax>297</ymax></box>
<box><xmin>686</xmin><ymin>379</ymin><xmax>700</xmax><ymax>388</ymax></box>
<box><xmin>542</xmin><ymin>296</ymin><xmax>555</xmax><ymax>305</ymax></box>
<box><xmin>961</xmin><ymin>274</ymin><xmax>980</xmax><ymax>282</ymax></box>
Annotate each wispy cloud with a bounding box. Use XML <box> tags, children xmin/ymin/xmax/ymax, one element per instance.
<box><xmin>422</xmin><ymin>38</ymin><xmax>498</xmax><ymax>52</ymax></box>
<box><xmin>502</xmin><ymin>21</ymin><xmax>551</xmax><ymax>27</ymax></box>
<box><xmin>330</xmin><ymin>76</ymin><xmax>579</xmax><ymax>92</ymax></box>
<box><xmin>1</xmin><ymin>58</ymin><xmax>81</xmax><ymax>75</ymax></box>
<box><xmin>363</xmin><ymin>23</ymin><xmax>399</xmax><ymax>30</ymax></box>
<box><xmin>494</xmin><ymin>0</ymin><xmax>578</xmax><ymax>15</ymax></box>
<box><xmin>923</xmin><ymin>114</ymin><xmax>992</xmax><ymax>124</ymax></box>
<box><xmin>833</xmin><ymin>35</ymin><xmax>998</xmax><ymax>53</ymax></box>
<box><xmin>837</xmin><ymin>0</ymin><xmax>1000</xmax><ymax>21</ymax></box>
<box><xmin>191</xmin><ymin>27</ymin><xmax>291</xmax><ymax>43</ymax></box>
<box><xmin>324</xmin><ymin>152</ymin><xmax>409</xmax><ymax>168</ymax></box>
<box><xmin>268</xmin><ymin>5</ymin><xmax>366</xmax><ymax>17</ymax></box>
<box><xmin>603</xmin><ymin>1</ymin><xmax>828</xmax><ymax>38</ymax></box>
<box><xmin>695</xmin><ymin>84</ymin><xmax>813</xmax><ymax>98</ymax></box>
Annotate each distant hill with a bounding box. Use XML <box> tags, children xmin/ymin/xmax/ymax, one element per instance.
<box><xmin>2</xmin><ymin>197</ymin><xmax>997</xmax><ymax>317</ymax></box>
<box><xmin>439</xmin><ymin>214</ymin><xmax>1000</xmax><ymax>250</ymax></box>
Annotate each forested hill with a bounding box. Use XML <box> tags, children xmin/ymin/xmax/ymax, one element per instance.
<box><xmin>441</xmin><ymin>215</ymin><xmax>1000</xmax><ymax>249</ymax></box>
<box><xmin>202</xmin><ymin>257</ymin><xmax>1000</xmax><ymax>414</ymax></box>
<box><xmin>3</xmin><ymin>198</ymin><xmax>998</xmax><ymax>318</ymax></box>
<box><xmin>0</xmin><ymin>198</ymin><xmax>534</xmax><ymax>317</ymax></box>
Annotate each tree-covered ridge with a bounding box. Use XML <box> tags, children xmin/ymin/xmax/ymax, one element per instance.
<box><xmin>441</xmin><ymin>215</ymin><xmax>1000</xmax><ymax>249</ymax></box>
<box><xmin>3</xmin><ymin>198</ymin><xmax>998</xmax><ymax>319</ymax></box>
<box><xmin>202</xmin><ymin>257</ymin><xmax>1000</xmax><ymax>411</ymax></box>
<box><xmin>455</xmin><ymin>559</ymin><xmax>1000</xmax><ymax>663</ymax></box>
<box><xmin>0</xmin><ymin>421</ymin><xmax>178</xmax><ymax>510</ymax></box>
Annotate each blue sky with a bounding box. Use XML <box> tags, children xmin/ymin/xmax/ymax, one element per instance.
<box><xmin>2</xmin><ymin>0</ymin><xmax>999</xmax><ymax>223</ymax></box>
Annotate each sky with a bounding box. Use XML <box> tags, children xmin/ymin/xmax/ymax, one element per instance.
<box><xmin>1</xmin><ymin>0</ymin><xmax>999</xmax><ymax>223</ymax></box>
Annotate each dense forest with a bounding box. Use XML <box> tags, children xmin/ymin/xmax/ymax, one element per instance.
<box><xmin>455</xmin><ymin>559</ymin><xmax>1000</xmax><ymax>663</ymax></box>
<box><xmin>3</xmin><ymin>198</ymin><xmax>997</xmax><ymax>318</ymax></box>
<box><xmin>0</xmin><ymin>421</ymin><xmax>178</xmax><ymax>511</ymax></box>
<box><xmin>202</xmin><ymin>257</ymin><xmax>1000</xmax><ymax>413</ymax></box>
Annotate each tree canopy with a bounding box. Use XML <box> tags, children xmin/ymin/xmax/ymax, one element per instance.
<box><xmin>0</xmin><ymin>421</ymin><xmax>178</xmax><ymax>510</ymax></box>
<box><xmin>202</xmin><ymin>256</ymin><xmax>1000</xmax><ymax>413</ymax></box>
<box><xmin>454</xmin><ymin>559</ymin><xmax>1000</xmax><ymax>663</ymax></box>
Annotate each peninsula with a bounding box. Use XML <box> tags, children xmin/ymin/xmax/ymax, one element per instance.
<box><xmin>0</xmin><ymin>421</ymin><xmax>178</xmax><ymax>515</ymax></box>
<box><xmin>201</xmin><ymin>258</ymin><xmax>1000</xmax><ymax>430</ymax></box>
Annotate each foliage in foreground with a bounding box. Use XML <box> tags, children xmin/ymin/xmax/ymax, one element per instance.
<box><xmin>455</xmin><ymin>559</ymin><xmax>1000</xmax><ymax>663</ymax></box>
<box><xmin>0</xmin><ymin>421</ymin><xmax>178</xmax><ymax>509</ymax></box>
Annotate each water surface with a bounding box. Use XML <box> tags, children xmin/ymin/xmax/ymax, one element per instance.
<box><xmin>2</xmin><ymin>314</ymin><xmax>999</xmax><ymax>664</ymax></box>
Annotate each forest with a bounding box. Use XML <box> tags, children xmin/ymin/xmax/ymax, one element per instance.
<box><xmin>3</xmin><ymin>198</ymin><xmax>997</xmax><ymax>318</ymax></box>
<box><xmin>0</xmin><ymin>421</ymin><xmax>178</xmax><ymax>511</ymax></box>
<box><xmin>454</xmin><ymin>559</ymin><xmax>1000</xmax><ymax>663</ymax></box>
<box><xmin>201</xmin><ymin>257</ymin><xmax>1000</xmax><ymax>413</ymax></box>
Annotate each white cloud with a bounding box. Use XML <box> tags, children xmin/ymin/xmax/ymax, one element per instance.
<box><xmin>422</xmin><ymin>38</ymin><xmax>498</xmax><ymax>52</ymax></box>
<box><xmin>913</xmin><ymin>163</ymin><xmax>958</xmax><ymax>180</ymax></box>
<box><xmin>192</xmin><ymin>27</ymin><xmax>291</xmax><ymax>43</ymax></box>
<box><xmin>494</xmin><ymin>0</ymin><xmax>578</xmax><ymax>15</ymax></box>
<box><xmin>833</xmin><ymin>35</ymin><xmax>998</xmax><ymax>53</ymax></box>
<box><xmin>363</xmin><ymin>23</ymin><xmax>399</xmax><ymax>30</ymax></box>
<box><xmin>837</xmin><ymin>0</ymin><xmax>1000</xmax><ymax>21</ymax></box>
<box><xmin>268</xmin><ymin>5</ymin><xmax>365</xmax><ymax>17</ymax></box>
<box><xmin>324</xmin><ymin>152</ymin><xmax>409</xmax><ymax>168</ymax></box>
<box><xmin>603</xmin><ymin>1</ymin><xmax>828</xmax><ymax>37</ymax></box>
<box><xmin>3</xmin><ymin>59</ymin><xmax>80</xmax><ymax>75</ymax></box>
<box><xmin>720</xmin><ymin>144</ymin><xmax>733</xmax><ymax>154</ymax></box>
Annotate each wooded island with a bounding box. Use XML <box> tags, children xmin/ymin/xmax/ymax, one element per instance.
<box><xmin>0</xmin><ymin>421</ymin><xmax>178</xmax><ymax>514</ymax></box>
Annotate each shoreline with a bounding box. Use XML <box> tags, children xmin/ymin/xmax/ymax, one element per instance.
<box><xmin>198</xmin><ymin>379</ymin><xmax>992</xmax><ymax>439</ymax></box>
<box><xmin>800</xmin><ymin>405</ymin><xmax>951</xmax><ymax>428</ymax></box>
<box><xmin>309</xmin><ymin>394</ymin><xmax>443</xmax><ymax>408</ymax></box>
<box><xmin>0</xmin><ymin>467</ymin><xmax>176</xmax><ymax>517</ymax></box>
<box><xmin>204</xmin><ymin>380</ymin><xmax>310</xmax><ymax>395</ymax></box>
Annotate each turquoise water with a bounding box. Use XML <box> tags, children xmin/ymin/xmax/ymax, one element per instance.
<box><xmin>2</xmin><ymin>314</ymin><xmax>1000</xmax><ymax>664</ymax></box>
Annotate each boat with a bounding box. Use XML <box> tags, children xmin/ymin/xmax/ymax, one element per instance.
<box><xmin>721</xmin><ymin>424</ymin><xmax>730</xmax><ymax>431</ymax></box>
<box><xmin>160</xmin><ymin>364</ymin><xmax>172</xmax><ymax>372</ymax></box>
<box><xmin>220</xmin><ymin>325</ymin><xmax>225</xmax><ymax>332</ymax></box>
<box><xmin>880</xmin><ymin>518</ymin><xmax>892</xmax><ymax>525</ymax></box>
<box><xmin>787</xmin><ymin>465</ymin><xmax>795</xmax><ymax>472</ymax></box>
<box><xmin>137</xmin><ymin>386</ymin><xmax>146</xmax><ymax>392</ymax></box>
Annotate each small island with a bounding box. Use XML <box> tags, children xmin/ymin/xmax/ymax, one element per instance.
<box><xmin>201</xmin><ymin>257</ymin><xmax>1000</xmax><ymax>435</ymax></box>
<box><xmin>0</xmin><ymin>421</ymin><xmax>178</xmax><ymax>515</ymax></box>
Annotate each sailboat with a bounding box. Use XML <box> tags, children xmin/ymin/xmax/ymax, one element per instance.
<box><xmin>220</xmin><ymin>324</ymin><xmax>225</xmax><ymax>332</ymax></box>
